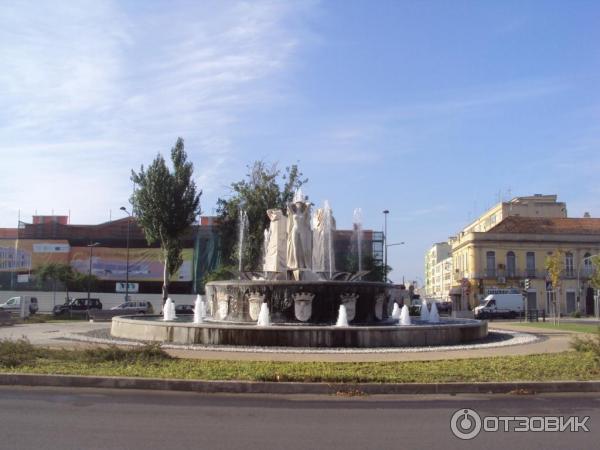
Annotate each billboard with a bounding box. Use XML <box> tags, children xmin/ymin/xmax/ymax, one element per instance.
<box><xmin>70</xmin><ymin>247</ymin><xmax>193</xmax><ymax>282</ymax></box>
<box><xmin>0</xmin><ymin>240</ymin><xmax>193</xmax><ymax>282</ymax></box>
<box><xmin>0</xmin><ymin>239</ymin><xmax>70</xmax><ymax>272</ymax></box>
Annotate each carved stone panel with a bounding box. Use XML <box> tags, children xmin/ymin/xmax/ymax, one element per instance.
<box><xmin>248</xmin><ymin>291</ymin><xmax>266</xmax><ymax>321</ymax></box>
<box><xmin>340</xmin><ymin>293</ymin><xmax>359</xmax><ymax>322</ymax></box>
<box><xmin>293</xmin><ymin>292</ymin><xmax>315</xmax><ymax>322</ymax></box>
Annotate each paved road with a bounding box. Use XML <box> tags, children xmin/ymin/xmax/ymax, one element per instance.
<box><xmin>0</xmin><ymin>387</ymin><xmax>598</xmax><ymax>450</ymax></box>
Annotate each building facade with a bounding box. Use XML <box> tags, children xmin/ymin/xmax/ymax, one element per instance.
<box><xmin>424</xmin><ymin>194</ymin><xmax>599</xmax><ymax>315</ymax></box>
<box><xmin>450</xmin><ymin>216</ymin><xmax>600</xmax><ymax>315</ymax></box>
<box><xmin>1</xmin><ymin>216</ymin><xmax>383</xmax><ymax>295</ymax></box>
<box><xmin>424</xmin><ymin>242</ymin><xmax>451</xmax><ymax>298</ymax></box>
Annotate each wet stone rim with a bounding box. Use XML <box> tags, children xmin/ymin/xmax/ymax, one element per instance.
<box><xmin>67</xmin><ymin>328</ymin><xmax>538</xmax><ymax>354</ymax></box>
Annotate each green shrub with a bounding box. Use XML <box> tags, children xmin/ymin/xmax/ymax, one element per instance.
<box><xmin>570</xmin><ymin>311</ymin><xmax>582</xmax><ymax>318</ymax></box>
<box><xmin>571</xmin><ymin>327</ymin><xmax>600</xmax><ymax>366</ymax></box>
<box><xmin>83</xmin><ymin>343</ymin><xmax>171</xmax><ymax>363</ymax></box>
<box><xmin>0</xmin><ymin>339</ymin><xmax>40</xmax><ymax>368</ymax></box>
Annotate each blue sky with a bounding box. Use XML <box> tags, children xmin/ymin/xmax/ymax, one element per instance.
<box><xmin>1</xmin><ymin>0</ymin><xmax>599</xmax><ymax>282</ymax></box>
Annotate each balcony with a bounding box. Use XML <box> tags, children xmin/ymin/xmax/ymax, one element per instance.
<box><xmin>471</xmin><ymin>270</ymin><xmax>548</xmax><ymax>280</ymax></box>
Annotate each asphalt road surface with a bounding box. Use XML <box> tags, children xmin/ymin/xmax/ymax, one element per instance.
<box><xmin>0</xmin><ymin>386</ymin><xmax>598</xmax><ymax>450</ymax></box>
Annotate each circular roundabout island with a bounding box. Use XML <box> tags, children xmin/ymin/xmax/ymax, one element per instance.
<box><xmin>110</xmin><ymin>316</ymin><xmax>488</xmax><ymax>348</ymax></box>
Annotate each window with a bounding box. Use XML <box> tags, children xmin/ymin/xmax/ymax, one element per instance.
<box><xmin>526</xmin><ymin>252</ymin><xmax>536</xmax><ymax>277</ymax></box>
<box><xmin>486</xmin><ymin>251</ymin><xmax>496</xmax><ymax>277</ymax></box>
<box><xmin>506</xmin><ymin>251</ymin><xmax>516</xmax><ymax>277</ymax></box>
<box><xmin>565</xmin><ymin>252</ymin><xmax>574</xmax><ymax>277</ymax></box>
<box><xmin>584</xmin><ymin>253</ymin><xmax>593</xmax><ymax>276</ymax></box>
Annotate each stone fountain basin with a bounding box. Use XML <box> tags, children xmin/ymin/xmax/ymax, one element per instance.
<box><xmin>205</xmin><ymin>279</ymin><xmax>397</xmax><ymax>325</ymax></box>
<box><xmin>111</xmin><ymin>315</ymin><xmax>488</xmax><ymax>348</ymax></box>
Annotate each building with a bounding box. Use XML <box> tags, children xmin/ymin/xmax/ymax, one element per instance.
<box><xmin>450</xmin><ymin>215</ymin><xmax>600</xmax><ymax>315</ymax></box>
<box><xmin>0</xmin><ymin>216</ymin><xmax>219</xmax><ymax>294</ymax></box>
<box><xmin>424</xmin><ymin>242</ymin><xmax>451</xmax><ymax>298</ymax></box>
<box><xmin>423</xmin><ymin>194</ymin><xmax>600</xmax><ymax>315</ymax></box>
<box><xmin>461</xmin><ymin>194</ymin><xmax>567</xmax><ymax>234</ymax></box>
<box><xmin>0</xmin><ymin>215</ymin><xmax>383</xmax><ymax>294</ymax></box>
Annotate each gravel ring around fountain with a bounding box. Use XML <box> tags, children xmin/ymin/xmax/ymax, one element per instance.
<box><xmin>64</xmin><ymin>329</ymin><xmax>539</xmax><ymax>354</ymax></box>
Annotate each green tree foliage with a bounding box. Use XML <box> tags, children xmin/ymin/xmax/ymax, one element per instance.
<box><xmin>216</xmin><ymin>161</ymin><xmax>307</xmax><ymax>271</ymax></box>
<box><xmin>131</xmin><ymin>138</ymin><xmax>201</xmax><ymax>302</ymax></box>
<box><xmin>545</xmin><ymin>250</ymin><xmax>564</xmax><ymax>323</ymax></box>
<box><xmin>35</xmin><ymin>263</ymin><xmax>98</xmax><ymax>298</ymax></box>
<box><xmin>590</xmin><ymin>255</ymin><xmax>600</xmax><ymax>291</ymax></box>
<box><xmin>344</xmin><ymin>254</ymin><xmax>391</xmax><ymax>282</ymax></box>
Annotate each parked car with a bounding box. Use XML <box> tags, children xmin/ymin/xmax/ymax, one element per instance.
<box><xmin>53</xmin><ymin>298</ymin><xmax>103</xmax><ymax>317</ymax></box>
<box><xmin>435</xmin><ymin>299</ymin><xmax>452</xmax><ymax>314</ymax></box>
<box><xmin>409</xmin><ymin>298</ymin><xmax>423</xmax><ymax>316</ymax></box>
<box><xmin>0</xmin><ymin>296</ymin><xmax>38</xmax><ymax>315</ymax></box>
<box><xmin>175</xmin><ymin>304</ymin><xmax>194</xmax><ymax>315</ymax></box>
<box><xmin>111</xmin><ymin>301</ymin><xmax>154</xmax><ymax>315</ymax></box>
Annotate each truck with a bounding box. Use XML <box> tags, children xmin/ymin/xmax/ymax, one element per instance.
<box><xmin>474</xmin><ymin>293</ymin><xmax>523</xmax><ymax>319</ymax></box>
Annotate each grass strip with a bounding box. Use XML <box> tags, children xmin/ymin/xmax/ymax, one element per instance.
<box><xmin>1</xmin><ymin>340</ymin><xmax>599</xmax><ymax>383</ymax></box>
<box><xmin>510</xmin><ymin>322</ymin><xmax>600</xmax><ymax>334</ymax></box>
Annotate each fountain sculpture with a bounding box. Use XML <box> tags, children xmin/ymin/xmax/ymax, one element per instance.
<box><xmin>112</xmin><ymin>189</ymin><xmax>487</xmax><ymax>347</ymax></box>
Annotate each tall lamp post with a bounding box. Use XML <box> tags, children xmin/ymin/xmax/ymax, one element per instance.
<box><xmin>87</xmin><ymin>242</ymin><xmax>100</xmax><ymax>300</ymax></box>
<box><xmin>383</xmin><ymin>210</ymin><xmax>389</xmax><ymax>282</ymax></box>
<box><xmin>120</xmin><ymin>207</ymin><xmax>132</xmax><ymax>302</ymax></box>
<box><xmin>386</xmin><ymin>242</ymin><xmax>406</xmax><ymax>283</ymax></box>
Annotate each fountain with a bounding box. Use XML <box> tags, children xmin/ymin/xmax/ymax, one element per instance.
<box><xmin>193</xmin><ymin>295</ymin><xmax>205</xmax><ymax>324</ymax></box>
<box><xmin>429</xmin><ymin>301</ymin><xmax>440</xmax><ymax>323</ymax></box>
<box><xmin>163</xmin><ymin>298</ymin><xmax>177</xmax><ymax>321</ymax></box>
<box><xmin>335</xmin><ymin>304</ymin><xmax>349</xmax><ymax>327</ymax></box>
<box><xmin>399</xmin><ymin>304</ymin><xmax>411</xmax><ymax>326</ymax></box>
<box><xmin>257</xmin><ymin>302</ymin><xmax>271</xmax><ymax>326</ymax></box>
<box><xmin>323</xmin><ymin>200</ymin><xmax>335</xmax><ymax>279</ymax></box>
<box><xmin>420</xmin><ymin>299</ymin><xmax>430</xmax><ymax>322</ymax></box>
<box><xmin>391</xmin><ymin>302</ymin><xmax>401</xmax><ymax>319</ymax></box>
<box><xmin>112</xmin><ymin>188</ymin><xmax>487</xmax><ymax>347</ymax></box>
<box><xmin>352</xmin><ymin>208</ymin><xmax>363</xmax><ymax>275</ymax></box>
<box><xmin>238</xmin><ymin>209</ymin><xmax>248</xmax><ymax>276</ymax></box>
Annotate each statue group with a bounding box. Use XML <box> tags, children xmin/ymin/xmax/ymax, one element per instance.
<box><xmin>263</xmin><ymin>189</ymin><xmax>336</xmax><ymax>279</ymax></box>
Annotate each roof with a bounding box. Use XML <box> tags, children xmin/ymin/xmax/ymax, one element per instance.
<box><xmin>0</xmin><ymin>228</ymin><xmax>18</xmax><ymax>238</ymax></box>
<box><xmin>489</xmin><ymin>217</ymin><xmax>600</xmax><ymax>235</ymax></box>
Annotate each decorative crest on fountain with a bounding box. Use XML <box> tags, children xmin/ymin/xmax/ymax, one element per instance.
<box><xmin>292</xmin><ymin>292</ymin><xmax>315</xmax><ymax>322</ymax></box>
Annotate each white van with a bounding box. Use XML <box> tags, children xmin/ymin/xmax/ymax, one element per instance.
<box><xmin>0</xmin><ymin>296</ymin><xmax>39</xmax><ymax>316</ymax></box>
<box><xmin>474</xmin><ymin>293</ymin><xmax>523</xmax><ymax>319</ymax></box>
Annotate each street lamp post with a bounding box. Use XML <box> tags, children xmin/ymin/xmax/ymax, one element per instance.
<box><xmin>383</xmin><ymin>210</ymin><xmax>389</xmax><ymax>282</ymax></box>
<box><xmin>577</xmin><ymin>253</ymin><xmax>600</xmax><ymax>317</ymax></box>
<box><xmin>385</xmin><ymin>241</ymin><xmax>405</xmax><ymax>283</ymax></box>
<box><xmin>87</xmin><ymin>242</ymin><xmax>100</xmax><ymax>300</ymax></box>
<box><xmin>120</xmin><ymin>207</ymin><xmax>132</xmax><ymax>301</ymax></box>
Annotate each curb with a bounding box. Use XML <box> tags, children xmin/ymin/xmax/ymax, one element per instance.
<box><xmin>1</xmin><ymin>373</ymin><xmax>600</xmax><ymax>395</ymax></box>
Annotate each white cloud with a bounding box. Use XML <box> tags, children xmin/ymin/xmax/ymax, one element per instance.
<box><xmin>0</xmin><ymin>0</ymin><xmax>315</xmax><ymax>226</ymax></box>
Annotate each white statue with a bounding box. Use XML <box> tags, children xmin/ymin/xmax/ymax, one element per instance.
<box><xmin>263</xmin><ymin>209</ymin><xmax>287</xmax><ymax>272</ymax></box>
<box><xmin>286</xmin><ymin>195</ymin><xmax>312</xmax><ymax>273</ymax></box>
<box><xmin>312</xmin><ymin>205</ymin><xmax>336</xmax><ymax>273</ymax></box>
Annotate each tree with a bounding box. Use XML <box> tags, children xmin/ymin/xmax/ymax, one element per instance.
<box><xmin>215</xmin><ymin>161</ymin><xmax>307</xmax><ymax>271</ymax></box>
<box><xmin>343</xmin><ymin>253</ymin><xmax>391</xmax><ymax>282</ymax></box>
<box><xmin>35</xmin><ymin>263</ymin><xmax>98</xmax><ymax>301</ymax></box>
<box><xmin>545</xmin><ymin>250</ymin><xmax>564</xmax><ymax>324</ymax></box>
<box><xmin>131</xmin><ymin>138</ymin><xmax>202</xmax><ymax>303</ymax></box>
<box><xmin>590</xmin><ymin>256</ymin><xmax>600</xmax><ymax>292</ymax></box>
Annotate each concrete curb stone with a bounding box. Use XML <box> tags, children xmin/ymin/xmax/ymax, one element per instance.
<box><xmin>1</xmin><ymin>373</ymin><xmax>599</xmax><ymax>395</ymax></box>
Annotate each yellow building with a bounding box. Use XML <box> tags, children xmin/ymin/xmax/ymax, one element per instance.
<box><xmin>461</xmin><ymin>194</ymin><xmax>567</xmax><ymax>234</ymax></box>
<box><xmin>450</xmin><ymin>216</ymin><xmax>600</xmax><ymax>315</ymax></box>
